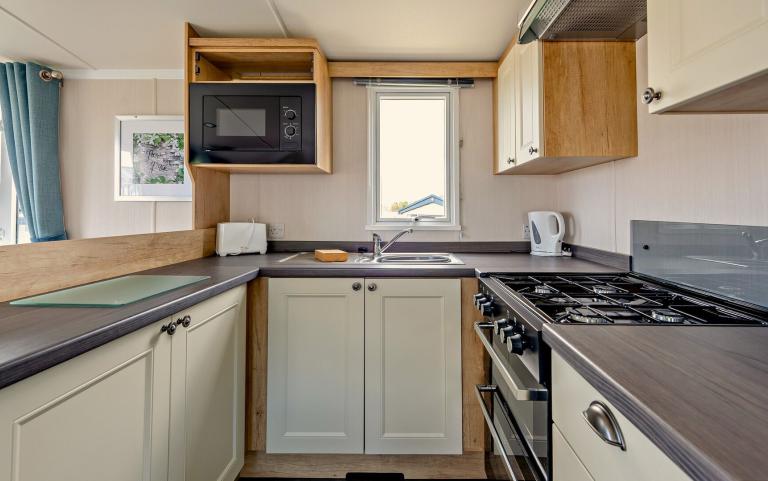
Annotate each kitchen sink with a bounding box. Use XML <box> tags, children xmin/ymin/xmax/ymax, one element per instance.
<box><xmin>357</xmin><ymin>253</ymin><xmax>464</xmax><ymax>265</ymax></box>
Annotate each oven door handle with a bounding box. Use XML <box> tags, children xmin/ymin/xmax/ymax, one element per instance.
<box><xmin>474</xmin><ymin>322</ymin><xmax>548</xmax><ymax>401</ymax></box>
<box><xmin>475</xmin><ymin>384</ymin><xmax>522</xmax><ymax>481</ymax></box>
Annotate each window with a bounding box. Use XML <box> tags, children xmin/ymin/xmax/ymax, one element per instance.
<box><xmin>367</xmin><ymin>86</ymin><xmax>460</xmax><ymax>230</ymax></box>
<box><xmin>0</xmin><ymin>115</ymin><xmax>27</xmax><ymax>245</ymax></box>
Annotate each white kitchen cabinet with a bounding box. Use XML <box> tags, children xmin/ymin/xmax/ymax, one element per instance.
<box><xmin>552</xmin><ymin>352</ymin><xmax>691</xmax><ymax>481</ymax></box>
<box><xmin>646</xmin><ymin>0</ymin><xmax>768</xmax><ymax>113</ymax></box>
<box><xmin>169</xmin><ymin>286</ymin><xmax>246</xmax><ymax>481</ymax></box>
<box><xmin>495</xmin><ymin>50</ymin><xmax>517</xmax><ymax>173</ymax></box>
<box><xmin>514</xmin><ymin>40</ymin><xmax>542</xmax><ymax>165</ymax></box>
<box><xmin>553</xmin><ymin>423</ymin><xmax>594</xmax><ymax>481</ymax></box>
<box><xmin>266</xmin><ymin>278</ymin><xmax>365</xmax><ymax>453</ymax></box>
<box><xmin>364</xmin><ymin>278</ymin><xmax>462</xmax><ymax>454</ymax></box>
<box><xmin>0</xmin><ymin>318</ymin><xmax>172</xmax><ymax>481</ymax></box>
<box><xmin>0</xmin><ymin>286</ymin><xmax>246</xmax><ymax>481</ymax></box>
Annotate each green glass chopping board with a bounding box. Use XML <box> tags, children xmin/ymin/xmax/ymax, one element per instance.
<box><xmin>10</xmin><ymin>275</ymin><xmax>211</xmax><ymax>307</ymax></box>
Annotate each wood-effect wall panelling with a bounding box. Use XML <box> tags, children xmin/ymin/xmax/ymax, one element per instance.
<box><xmin>246</xmin><ymin>277</ymin><xmax>268</xmax><ymax>452</ymax></box>
<box><xmin>460</xmin><ymin>277</ymin><xmax>488</xmax><ymax>452</ymax></box>
<box><xmin>0</xmin><ymin>228</ymin><xmax>215</xmax><ymax>302</ymax></box>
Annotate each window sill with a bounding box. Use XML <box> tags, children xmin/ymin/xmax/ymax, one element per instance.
<box><xmin>365</xmin><ymin>223</ymin><xmax>462</xmax><ymax>231</ymax></box>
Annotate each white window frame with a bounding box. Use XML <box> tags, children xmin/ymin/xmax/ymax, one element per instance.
<box><xmin>366</xmin><ymin>85</ymin><xmax>461</xmax><ymax>230</ymax></box>
<box><xmin>0</xmin><ymin>116</ymin><xmax>19</xmax><ymax>245</ymax></box>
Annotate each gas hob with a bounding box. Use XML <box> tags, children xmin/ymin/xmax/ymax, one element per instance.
<box><xmin>491</xmin><ymin>274</ymin><xmax>767</xmax><ymax>326</ymax></box>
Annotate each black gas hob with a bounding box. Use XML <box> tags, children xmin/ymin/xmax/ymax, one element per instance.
<box><xmin>492</xmin><ymin>274</ymin><xmax>767</xmax><ymax>326</ymax></box>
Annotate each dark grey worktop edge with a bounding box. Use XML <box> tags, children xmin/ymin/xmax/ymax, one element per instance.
<box><xmin>543</xmin><ymin>326</ymin><xmax>730</xmax><ymax>481</ymax></box>
<box><xmin>564</xmin><ymin>243</ymin><xmax>631</xmax><ymax>270</ymax></box>
<box><xmin>0</xmin><ymin>268</ymin><xmax>259</xmax><ymax>390</ymax></box>
<box><xmin>258</xmin><ymin>266</ymin><xmax>479</xmax><ymax>278</ymax></box>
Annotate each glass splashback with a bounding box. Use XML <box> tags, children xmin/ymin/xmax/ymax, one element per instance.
<box><xmin>631</xmin><ymin>221</ymin><xmax>768</xmax><ymax>309</ymax></box>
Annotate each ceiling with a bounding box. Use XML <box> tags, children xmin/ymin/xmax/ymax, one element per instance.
<box><xmin>0</xmin><ymin>0</ymin><xmax>528</xmax><ymax>70</ymax></box>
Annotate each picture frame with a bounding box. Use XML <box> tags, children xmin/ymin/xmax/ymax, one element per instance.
<box><xmin>114</xmin><ymin>115</ymin><xmax>190</xmax><ymax>201</ymax></box>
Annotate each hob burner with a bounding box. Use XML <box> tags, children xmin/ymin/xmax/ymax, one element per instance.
<box><xmin>650</xmin><ymin>309</ymin><xmax>686</xmax><ymax>323</ymax></box>
<box><xmin>593</xmin><ymin>285</ymin><xmax>620</xmax><ymax>295</ymax></box>
<box><xmin>535</xmin><ymin>285</ymin><xmax>557</xmax><ymax>295</ymax></box>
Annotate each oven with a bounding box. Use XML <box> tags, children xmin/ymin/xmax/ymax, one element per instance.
<box><xmin>189</xmin><ymin>83</ymin><xmax>316</xmax><ymax>165</ymax></box>
<box><xmin>474</xmin><ymin>280</ymin><xmax>551</xmax><ymax>481</ymax></box>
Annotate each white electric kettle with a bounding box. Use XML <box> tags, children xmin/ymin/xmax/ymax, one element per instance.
<box><xmin>528</xmin><ymin>211</ymin><xmax>565</xmax><ymax>256</ymax></box>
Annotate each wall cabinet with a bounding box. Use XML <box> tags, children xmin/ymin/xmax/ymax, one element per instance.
<box><xmin>646</xmin><ymin>0</ymin><xmax>768</xmax><ymax>113</ymax></box>
<box><xmin>495</xmin><ymin>52</ymin><xmax>517</xmax><ymax>173</ymax></box>
<box><xmin>266</xmin><ymin>278</ymin><xmax>462</xmax><ymax>455</ymax></box>
<box><xmin>0</xmin><ymin>287</ymin><xmax>246</xmax><ymax>481</ymax></box>
<box><xmin>494</xmin><ymin>41</ymin><xmax>637</xmax><ymax>175</ymax></box>
<box><xmin>551</xmin><ymin>351</ymin><xmax>691</xmax><ymax>481</ymax></box>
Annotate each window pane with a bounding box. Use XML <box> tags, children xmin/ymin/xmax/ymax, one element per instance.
<box><xmin>378</xmin><ymin>96</ymin><xmax>447</xmax><ymax>220</ymax></box>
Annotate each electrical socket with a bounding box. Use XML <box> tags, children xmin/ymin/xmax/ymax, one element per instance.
<box><xmin>267</xmin><ymin>223</ymin><xmax>285</xmax><ymax>240</ymax></box>
<box><xmin>522</xmin><ymin>224</ymin><xmax>531</xmax><ymax>241</ymax></box>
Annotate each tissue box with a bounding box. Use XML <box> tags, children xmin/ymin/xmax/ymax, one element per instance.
<box><xmin>216</xmin><ymin>222</ymin><xmax>267</xmax><ymax>256</ymax></box>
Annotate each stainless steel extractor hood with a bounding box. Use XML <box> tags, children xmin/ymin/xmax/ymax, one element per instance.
<box><xmin>517</xmin><ymin>0</ymin><xmax>647</xmax><ymax>44</ymax></box>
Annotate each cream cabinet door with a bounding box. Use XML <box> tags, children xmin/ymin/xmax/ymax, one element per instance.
<box><xmin>168</xmin><ymin>286</ymin><xmax>246</xmax><ymax>481</ymax></box>
<box><xmin>514</xmin><ymin>40</ymin><xmax>542</xmax><ymax>164</ymax></box>
<box><xmin>553</xmin><ymin>423</ymin><xmax>595</xmax><ymax>481</ymax></box>
<box><xmin>647</xmin><ymin>0</ymin><xmax>768</xmax><ymax>112</ymax></box>
<box><xmin>496</xmin><ymin>51</ymin><xmax>517</xmax><ymax>173</ymax></box>
<box><xmin>267</xmin><ymin>278</ymin><xmax>365</xmax><ymax>453</ymax></box>
<box><xmin>364</xmin><ymin>278</ymin><xmax>462</xmax><ymax>454</ymax></box>
<box><xmin>0</xmin><ymin>319</ymin><xmax>172</xmax><ymax>481</ymax></box>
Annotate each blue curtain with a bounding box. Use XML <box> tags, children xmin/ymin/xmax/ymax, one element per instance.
<box><xmin>0</xmin><ymin>62</ymin><xmax>67</xmax><ymax>242</ymax></box>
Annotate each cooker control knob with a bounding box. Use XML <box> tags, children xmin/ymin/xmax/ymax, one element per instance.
<box><xmin>285</xmin><ymin>126</ymin><xmax>297</xmax><ymax>136</ymax></box>
<box><xmin>473</xmin><ymin>294</ymin><xmax>487</xmax><ymax>308</ymax></box>
<box><xmin>493</xmin><ymin>318</ymin><xmax>510</xmax><ymax>335</ymax></box>
<box><xmin>480</xmin><ymin>301</ymin><xmax>497</xmax><ymax>316</ymax></box>
<box><xmin>506</xmin><ymin>333</ymin><xmax>525</xmax><ymax>355</ymax></box>
<box><xmin>500</xmin><ymin>326</ymin><xmax>516</xmax><ymax>342</ymax></box>
<box><xmin>285</xmin><ymin>109</ymin><xmax>296</xmax><ymax>120</ymax></box>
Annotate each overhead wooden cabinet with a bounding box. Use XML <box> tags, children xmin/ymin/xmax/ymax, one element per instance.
<box><xmin>364</xmin><ymin>278</ymin><xmax>463</xmax><ymax>455</ymax></box>
<box><xmin>494</xmin><ymin>41</ymin><xmax>637</xmax><ymax>175</ymax></box>
<box><xmin>0</xmin><ymin>286</ymin><xmax>246</xmax><ymax>481</ymax></box>
<box><xmin>266</xmin><ymin>278</ymin><xmax>366</xmax><ymax>453</ymax></box>
<box><xmin>645</xmin><ymin>0</ymin><xmax>768</xmax><ymax>113</ymax></box>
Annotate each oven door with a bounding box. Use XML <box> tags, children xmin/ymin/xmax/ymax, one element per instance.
<box><xmin>202</xmin><ymin>95</ymin><xmax>281</xmax><ymax>151</ymax></box>
<box><xmin>475</xmin><ymin>322</ymin><xmax>549</xmax><ymax>481</ymax></box>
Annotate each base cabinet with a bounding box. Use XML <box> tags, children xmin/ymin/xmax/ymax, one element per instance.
<box><xmin>364</xmin><ymin>278</ymin><xmax>462</xmax><ymax>454</ymax></box>
<box><xmin>552</xmin><ymin>351</ymin><xmax>691</xmax><ymax>481</ymax></box>
<box><xmin>0</xmin><ymin>286</ymin><xmax>246</xmax><ymax>481</ymax></box>
<box><xmin>266</xmin><ymin>278</ymin><xmax>365</xmax><ymax>453</ymax></box>
<box><xmin>266</xmin><ymin>278</ymin><xmax>462</xmax><ymax>455</ymax></box>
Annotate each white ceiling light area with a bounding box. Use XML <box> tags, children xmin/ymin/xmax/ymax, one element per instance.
<box><xmin>0</xmin><ymin>0</ymin><xmax>526</xmax><ymax>71</ymax></box>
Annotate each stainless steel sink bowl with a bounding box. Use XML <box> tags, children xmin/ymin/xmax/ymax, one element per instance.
<box><xmin>357</xmin><ymin>253</ymin><xmax>464</xmax><ymax>265</ymax></box>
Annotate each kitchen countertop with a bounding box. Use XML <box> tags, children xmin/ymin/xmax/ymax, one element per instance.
<box><xmin>0</xmin><ymin>252</ymin><xmax>618</xmax><ymax>390</ymax></box>
<box><xmin>543</xmin><ymin>324</ymin><xmax>768</xmax><ymax>481</ymax></box>
<box><xmin>211</xmin><ymin>251</ymin><xmax>623</xmax><ymax>277</ymax></box>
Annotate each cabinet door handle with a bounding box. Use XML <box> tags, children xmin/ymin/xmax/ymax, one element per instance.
<box><xmin>528</xmin><ymin>146</ymin><xmax>538</xmax><ymax>155</ymax></box>
<box><xmin>352</xmin><ymin>282</ymin><xmax>362</xmax><ymax>291</ymax></box>
<box><xmin>582</xmin><ymin>401</ymin><xmax>626</xmax><ymax>450</ymax></box>
<box><xmin>367</xmin><ymin>283</ymin><xmax>377</xmax><ymax>292</ymax></box>
<box><xmin>641</xmin><ymin>87</ymin><xmax>662</xmax><ymax>104</ymax></box>
<box><xmin>175</xmin><ymin>315</ymin><xmax>191</xmax><ymax>328</ymax></box>
<box><xmin>161</xmin><ymin>322</ymin><xmax>177</xmax><ymax>336</ymax></box>
<box><xmin>507</xmin><ymin>157</ymin><xmax>515</xmax><ymax>164</ymax></box>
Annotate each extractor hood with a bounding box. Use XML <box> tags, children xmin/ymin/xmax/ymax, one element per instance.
<box><xmin>517</xmin><ymin>0</ymin><xmax>647</xmax><ymax>44</ymax></box>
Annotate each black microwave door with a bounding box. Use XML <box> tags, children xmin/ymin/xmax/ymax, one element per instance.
<box><xmin>202</xmin><ymin>96</ymin><xmax>280</xmax><ymax>151</ymax></box>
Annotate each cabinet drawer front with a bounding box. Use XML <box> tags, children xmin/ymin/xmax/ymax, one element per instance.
<box><xmin>553</xmin><ymin>423</ymin><xmax>594</xmax><ymax>481</ymax></box>
<box><xmin>552</xmin><ymin>352</ymin><xmax>691</xmax><ymax>481</ymax></box>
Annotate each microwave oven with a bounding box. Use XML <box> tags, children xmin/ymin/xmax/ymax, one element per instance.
<box><xmin>189</xmin><ymin>83</ymin><xmax>316</xmax><ymax>165</ymax></box>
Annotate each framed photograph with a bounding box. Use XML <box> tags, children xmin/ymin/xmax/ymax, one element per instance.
<box><xmin>114</xmin><ymin>115</ymin><xmax>190</xmax><ymax>201</ymax></box>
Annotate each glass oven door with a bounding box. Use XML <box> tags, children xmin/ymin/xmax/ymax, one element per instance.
<box><xmin>476</xmin><ymin>381</ymin><xmax>548</xmax><ymax>481</ymax></box>
<box><xmin>202</xmin><ymin>95</ymin><xmax>281</xmax><ymax>151</ymax></box>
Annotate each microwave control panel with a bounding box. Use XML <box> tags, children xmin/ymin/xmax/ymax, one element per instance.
<box><xmin>280</xmin><ymin>97</ymin><xmax>302</xmax><ymax>151</ymax></box>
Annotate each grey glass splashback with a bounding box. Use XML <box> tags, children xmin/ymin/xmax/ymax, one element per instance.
<box><xmin>632</xmin><ymin>221</ymin><xmax>768</xmax><ymax>309</ymax></box>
